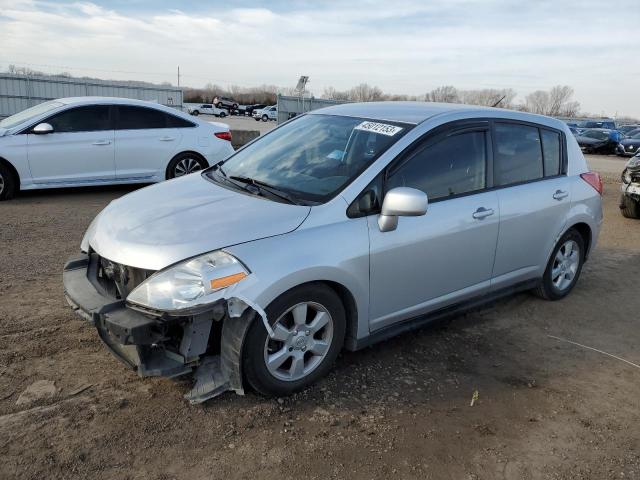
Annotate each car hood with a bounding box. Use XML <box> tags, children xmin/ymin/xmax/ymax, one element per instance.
<box><xmin>86</xmin><ymin>173</ymin><xmax>311</xmax><ymax>271</ymax></box>
<box><xmin>620</xmin><ymin>138</ymin><xmax>640</xmax><ymax>146</ymax></box>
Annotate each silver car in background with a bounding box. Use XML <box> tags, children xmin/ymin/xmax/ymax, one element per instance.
<box><xmin>63</xmin><ymin>102</ymin><xmax>603</xmax><ymax>402</ymax></box>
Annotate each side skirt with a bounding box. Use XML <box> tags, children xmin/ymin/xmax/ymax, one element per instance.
<box><xmin>348</xmin><ymin>279</ymin><xmax>539</xmax><ymax>351</ymax></box>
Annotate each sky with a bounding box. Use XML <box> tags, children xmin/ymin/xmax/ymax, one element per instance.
<box><xmin>1</xmin><ymin>0</ymin><xmax>639</xmax><ymax>117</ymax></box>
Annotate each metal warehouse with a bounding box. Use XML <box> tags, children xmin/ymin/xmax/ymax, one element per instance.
<box><xmin>0</xmin><ymin>73</ymin><xmax>183</xmax><ymax>119</ymax></box>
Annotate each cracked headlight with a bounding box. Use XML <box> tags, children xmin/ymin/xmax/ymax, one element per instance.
<box><xmin>127</xmin><ymin>251</ymin><xmax>249</xmax><ymax>313</ymax></box>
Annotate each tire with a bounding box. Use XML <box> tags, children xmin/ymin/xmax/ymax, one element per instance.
<box><xmin>262</xmin><ymin>114</ymin><xmax>268</xmax><ymax>122</ymax></box>
<box><xmin>219</xmin><ymin>111</ymin><xmax>226</xmax><ymax>118</ymax></box>
<box><xmin>0</xmin><ymin>162</ymin><xmax>17</xmax><ymax>201</ymax></box>
<box><xmin>255</xmin><ymin>117</ymin><xmax>260</xmax><ymax>122</ymax></box>
<box><xmin>620</xmin><ymin>194</ymin><xmax>640</xmax><ymax>219</ymax></box>
<box><xmin>243</xmin><ymin>283</ymin><xmax>346</xmax><ymax>397</ymax></box>
<box><xmin>534</xmin><ymin>228</ymin><xmax>585</xmax><ymax>300</ymax></box>
<box><xmin>192</xmin><ymin>110</ymin><xmax>199</xmax><ymax>116</ymax></box>
<box><xmin>166</xmin><ymin>153</ymin><xmax>208</xmax><ymax>179</ymax></box>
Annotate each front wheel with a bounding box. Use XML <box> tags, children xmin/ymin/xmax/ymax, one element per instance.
<box><xmin>166</xmin><ymin>153</ymin><xmax>207</xmax><ymax>179</ymax></box>
<box><xmin>192</xmin><ymin>110</ymin><xmax>199</xmax><ymax>116</ymax></box>
<box><xmin>262</xmin><ymin>114</ymin><xmax>268</xmax><ymax>122</ymax></box>
<box><xmin>0</xmin><ymin>163</ymin><xmax>17</xmax><ymax>201</ymax></box>
<box><xmin>620</xmin><ymin>194</ymin><xmax>640</xmax><ymax>219</ymax></box>
<box><xmin>534</xmin><ymin>229</ymin><xmax>585</xmax><ymax>300</ymax></box>
<box><xmin>243</xmin><ymin>284</ymin><xmax>346</xmax><ymax>397</ymax></box>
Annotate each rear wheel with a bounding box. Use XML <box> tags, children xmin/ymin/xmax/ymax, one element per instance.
<box><xmin>620</xmin><ymin>194</ymin><xmax>640</xmax><ymax>219</ymax></box>
<box><xmin>219</xmin><ymin>111</ymin><xmax>227</xmax><ymax>118</ymax></box>
<box><xmin>0</xmin><ymin>162</ymin><xmax>17</xmax><ymax>201</ymax></box>
<box><xmin>243</xmin><ymin>284</ymin><xmax>346</xmax><ymax>397</ymax></box>
<box><xmin>534</xmin><ymin>229</ymin><xmax>585</xmax><ymax>300</ymax></box>
<box><xmin>192</xmin><ymin>110</ymin><xmax>199</xmax><ymax>116</ymax></box>
<box><xmin>166</xmin><ymin>153</ymin><xmax>207</xmax><ymax>179</ymax></box>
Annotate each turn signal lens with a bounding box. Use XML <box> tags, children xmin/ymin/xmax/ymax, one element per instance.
<box><xmin>215</xmin><ymin>131</ymin><xmax>232</xmax><ymax>142</ymax></box>
<box><xmin>580</xmin><ymin>172</ymin><xmax>603</xmax><ymax>195</ymax></box>
<box><xmin>210</xmin><ymin>272</ymin><xmax>247</xmax><ymax>290</ymax></box>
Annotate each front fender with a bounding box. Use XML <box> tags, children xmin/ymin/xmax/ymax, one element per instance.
<box><xmin>225</xmin><ymin>216</ymin><xmax>371</xmax><ymax>342</ymax></box>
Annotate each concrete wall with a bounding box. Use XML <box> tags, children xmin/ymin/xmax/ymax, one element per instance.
<box><xmin>230</xmin><ymin>129</ymin><xmax>260</xmax><ymax>149</ymax></box>
<box><xmin>0</xmin><ymin>73</ymin><xmax>183</xmax><ymax>118</ymax></box>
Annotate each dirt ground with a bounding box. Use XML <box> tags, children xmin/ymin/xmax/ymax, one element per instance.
<box><xmin>1</xmin><ymin>155</ymin><xmax>639</xmax><ymax>480</ymax></box>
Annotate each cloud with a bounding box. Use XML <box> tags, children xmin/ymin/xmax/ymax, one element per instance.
<box><xmin>1</xmin><ymin>0</ymin><xmax>639</xmax><ymax>116</ymax></box>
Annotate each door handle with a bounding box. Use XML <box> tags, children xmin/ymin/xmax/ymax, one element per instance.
<box><xmin>472</xmin><ymin>207</ymin><xmax>495</xmax><ymax>219</ymax></box>
<box><xmin>553</xmin><ymin>190</ymin><xmax>569</xmax><ymax>200</ymax></box>
<box><xmin>92</xmin><ymin>140</ymin><xmax>111</xmax><ymax>146</ymax></box>
<box><xmin>159</xmin><ymin>136</ymin><xmax>176</xmax><ymax>141</ymax></box>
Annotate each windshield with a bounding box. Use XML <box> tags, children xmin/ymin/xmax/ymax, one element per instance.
<box><xmin>627</xmin><ymin>129</ymin><xmax>640</xmax><ymax>138</ymax></box>
<box><xmin>581</xmin><ymin>130</ymin><xmax>609</xmax><ymax>140</ymax></box>
<box><xmin>0</xmin><ymin>101</ymin><xmax>64</xmax><ymax>129</ymax></box>
<box><xmin>209</xmin><ymin>114</ymin><xmax>410</xmax><ymax>203</ymax></box>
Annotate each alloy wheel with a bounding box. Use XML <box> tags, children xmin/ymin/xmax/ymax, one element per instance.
<box><xmin>551</xmin><ymin>239</ymin><xmax>580</xmax><ymax>291</ymax></box>
<box><xmin>264</xmin><ymin>301</ymin><xmax>334</xmax><ymax>381</ymax></box>
<box><xmin>174</xmin><ymin>158</ymin><xmax>202</xmax><ymax>177</ymax></box>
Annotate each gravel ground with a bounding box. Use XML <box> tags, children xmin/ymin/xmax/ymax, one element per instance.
<box><xmin>1</xmin><ymin>155</ymin><xmax>639</xmax><ymax>479</ymax></box>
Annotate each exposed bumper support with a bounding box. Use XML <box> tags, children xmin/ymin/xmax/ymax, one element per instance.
<box><xmin>63</xmin><ymin>253</ymin><xmax>257</xmax><ymax>401</ymax></box>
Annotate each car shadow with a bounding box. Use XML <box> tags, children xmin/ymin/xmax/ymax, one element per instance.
<box><xmin>15</xmin><ymin>183</ymin><xmax>150</xmax><ymax>200</ymax></box>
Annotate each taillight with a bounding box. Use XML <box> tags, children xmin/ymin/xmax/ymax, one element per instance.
<box><xmin>215</xmin><ymin>131</ymin><xmax>232</xmax><ymax>142</ymax></box>
<box><xmin>580</xmin><ymin>171</ymin><xmax>603</xmax><ymax>195</ymax></box>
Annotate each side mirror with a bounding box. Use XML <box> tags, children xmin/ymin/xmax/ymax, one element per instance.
<box><xmin>378</xmin><ymin>187</ymin><xmax>428</xmax><ymax>232</ymax></box>
<box><xmin>32</xmin><ymin>123</ymin><xmax>54</xmax><ymax>134</ymax></box>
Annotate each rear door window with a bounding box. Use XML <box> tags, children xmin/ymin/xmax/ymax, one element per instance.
<box><xmin>386</xmin><ymin>130</ymin><xmax>487</xmax><ymax>200</ymax></box>
<box><xmin>541</xmin><ymin>129</ymin><xmax>561</xmax><ymax>177</ymax></box>
<box><xmin>116</xmin><ymin>106</ymin><xmax>167</xmax><ymax>130</ymax></box>
<box><xmin>493</xmin><ymin>123</ymin><xmax>543</xmax><ymax>186</ymax></box>
<box><xmin>45</xmin><ymin>106</ymin><xmax>111</xmax><ymax>133</ymax></box>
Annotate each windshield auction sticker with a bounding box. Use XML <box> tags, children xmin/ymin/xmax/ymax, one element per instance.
<box><xmin>355</xmin><ymin>121</ymin><xmax>403</xmax><ymax>136</ymax></box>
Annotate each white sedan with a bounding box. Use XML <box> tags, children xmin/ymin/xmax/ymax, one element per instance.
<box><xmin>0</xmin><ymin>97</ymin><xmax>235</xmax><ymax>200</ymax></box>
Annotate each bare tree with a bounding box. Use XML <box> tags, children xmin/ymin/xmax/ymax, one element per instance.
<box><xmin>547</xmin><ymin>86</ymin><xmax>573</xmax><ymax>116</ymax></box>
<box><xmin>426</xmin><ymin>85</ymin><xmax>459</xmax><ymax>103</ymax></box>
<box><xmin>523</xmin><ymin>85</ymin><xmax>580</xmax><ymax>117</ymax></box>
<box><xmin>349</xmin><ymin>83</ymin><xmax>384</xmax><ymax>102</ymax></box>
<box><xmin>561</xmin><ymin>100</ymin><xmax>581</xmax><ymax>117</ymax></box>
<box><xmin>524</xmin><ymin>90</ymin><xmax>550</xmax><ymax>114</ymax></box>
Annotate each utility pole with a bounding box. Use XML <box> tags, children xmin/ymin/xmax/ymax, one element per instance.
<box><xmin>177</xmin><ymin>66</ymin><xmax>180</xmax><ymax>87</ymax></box>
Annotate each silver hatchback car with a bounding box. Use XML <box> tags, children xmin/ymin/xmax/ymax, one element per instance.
<box><xmin>64</xmin><ymin>102</ymin><xmax>603</xmax><ymax>402</ymax></box>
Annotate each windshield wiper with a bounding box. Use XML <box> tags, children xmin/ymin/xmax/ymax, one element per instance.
<box><xmin>228</xmin><ymin>176</ymin><xmax>301</xmax><ymax>205</ymax></box>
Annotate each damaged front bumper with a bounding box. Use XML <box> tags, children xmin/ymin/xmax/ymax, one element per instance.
<box><xmin>63</xmin><ymin>253</ymin><xmax>255</xmax><ymax>403</ymax></box>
